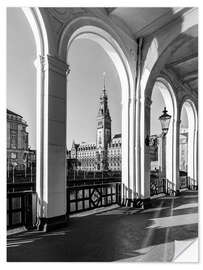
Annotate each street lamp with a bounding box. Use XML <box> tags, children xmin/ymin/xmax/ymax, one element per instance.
<box><xmin>159</xmin><ymin>107</ymin><xmax>172</xmax><ymax>135</ymax></box>
<box><xmin>145</xmin><ymin>107</ymin><xmax>172</xmax><ymax>194</ymax></box>
<box><xmin>145</xmin><ymin>107</ymin><xmax>171</xmax><ymax>146</ymax></box>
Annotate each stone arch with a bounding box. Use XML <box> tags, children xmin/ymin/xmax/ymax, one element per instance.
<box><xmin>22</xmin><ymin>8</ymin><xmax>49</xmax><ymax>55</ymax></box>
<box><xmin>58</xmin><ymin>18</ymin><xmax>135</xmax><ymax>203</ymax></box>
<box><xmin>140</xmin><ymin>9</ymin><xmax>198</xmax><ymax>95</ymax></box>
<box><xmin>138</xmin><ymin>12</ymin><xmax>197</xmax><ymax>199</ymax></box>
<box><xmin>22</xmin><ymin>8</ymin><xmax>50</xmax><ymax>219</ymax></box>
<box><xmin>140</xmin><ymin>75</ymin><xmax>178</xmax><ymax>199</ymax></box>
<box><xmin>179</xmin><ymin>97</ymin><xmax>198</xmax><ymax>182</ymax></box>
<box><xmin>153</xmin><ymin>77</ymin><xmax>178</xmax><ymax>182</ymax></box>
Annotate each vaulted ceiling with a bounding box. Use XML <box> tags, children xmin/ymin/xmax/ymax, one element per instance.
<box><xmin>107</xmin><ymin>7</ymin><xmax>191</xmax><ymax>37</ymax></box>
<box><xmin>105</xmin><ymin>7</ymin><xmax>198</xmax><ymax>94</ymax></box>
<box><xmin>166</xmin><ymin>34</ymin><xmax>198</xmax><ymax>94</ymax></box>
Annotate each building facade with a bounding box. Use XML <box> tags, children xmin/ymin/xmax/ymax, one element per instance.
<box><xmin>69</xmin><ymin>87</ymin><xmax>121</xmax><ymax>171</ymax></box>
<box><xmin>7</xmin><ymin>109</ymin><xmax>35</xmax><ymax>170</ymax></box>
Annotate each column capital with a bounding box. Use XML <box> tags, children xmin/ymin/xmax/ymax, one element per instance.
<box><xmin>47</xmin><ymin>55</ymin><xmax>70</xmax><ymax>77</ymax></box>
<box><xmin>34</xmin><ymin>55</ymin><xmax>70</xmax><ymax>76</ymax></box>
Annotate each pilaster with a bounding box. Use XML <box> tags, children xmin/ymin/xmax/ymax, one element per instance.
<box><xmin>143</xmin><ymin>96</ymin><xmax>152</xmax><ymax>199</ymax></box>
<box><xmin>35</xmin><ymin>54</ymin><xmax>70</xmax><ymax>231</ymax></box>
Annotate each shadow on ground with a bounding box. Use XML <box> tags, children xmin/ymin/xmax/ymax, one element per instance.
<box><xmin>7</xmin><ymin>190</ymin><xmax>198</xmax><ymax>262</ymax></box>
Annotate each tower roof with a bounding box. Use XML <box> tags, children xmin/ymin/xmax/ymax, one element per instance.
<box><xmin>113</xmin><ymin>133</ymin><xmax>121</xmax><ymax>139</ymax></box>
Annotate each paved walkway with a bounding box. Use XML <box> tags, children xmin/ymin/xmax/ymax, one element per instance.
<box><xmin>7</xmin><ymin>190</ymin><xmax>198</xmax><ymax>262</ymax></box>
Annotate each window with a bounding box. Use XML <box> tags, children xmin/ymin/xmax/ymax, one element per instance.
<box><xmin>10</xmin><ymin>130</ymin><xmax>17</xmax><ymax>149</ymax></box>
<box><xmin>10</xmin><ymin>122</ymin><xmax>18</xmax><ymax>130</ymax></box>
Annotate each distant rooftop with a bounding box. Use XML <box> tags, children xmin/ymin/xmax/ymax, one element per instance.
<box><xmin>7</xmin><ymin>109</ymin><xmax>22</xmax><ymax>118</ymax></box>
<box><xmin>113</xmin><ymin>134</ymin><xmax>121</xmax><ymax>139</ymax></box>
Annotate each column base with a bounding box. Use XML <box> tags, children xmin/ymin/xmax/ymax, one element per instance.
<box><xmin>37</xmin><ymin>214</ymin><xmax>68</xmax><ymax>232</ymax></box>
<box><xmin>124</xmin><ymin>198</ymin><xmax>152</xmax><ymax>209</ymax></box>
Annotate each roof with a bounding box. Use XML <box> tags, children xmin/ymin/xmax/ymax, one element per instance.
<box><xmin>7</xmin><ymin>109</ymin><xmax>22</xmax><ymax>118</ymax></box>
<box><xmin>113</xmin><ymin>133</ymin><xmax>121</xmax><ymax>139</ymax></box>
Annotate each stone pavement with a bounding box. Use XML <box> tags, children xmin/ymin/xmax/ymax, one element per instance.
<box><xmin>7</xmin><ymin>190</ymin><xmax>198</xmax><ymax>262</ymax></box>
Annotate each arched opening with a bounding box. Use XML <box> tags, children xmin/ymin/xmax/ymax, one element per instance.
<box><xmin>67</xmin><ymin>38</ymin><xmax>122</xmax><ymax>212</ymax></box>
<box><xmin>150</xmin><ymin>78</ymin><xmax>177</xmax><ymax>191</ymax></box>
<box><xmin>7</xmin><ymin>7</ymin><xmax>50</xmax><ymax>227</ymax></box>
<box><xmin>62</xmin><ymin>24</ymin><xmax>133</xmax><ymax>209</ymax></box>
<box><xmin>7</xmin><ymin>8</ymin><xmax>37</xmax><ymax>175</ymax></box>
<box><xmin>180</xmin><ymin>100</ymin><xmax>197</xmax><ymax>182</ymax></box>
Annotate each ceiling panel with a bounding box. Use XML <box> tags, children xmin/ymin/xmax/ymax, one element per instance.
<box><xmin>188</xmin><ymin>79</ymin><xmax>198</xmax><ymax>90</ymax></box>
<box><xmin>111</xmin><ymin>8</ymin><xmax>172</xmax><ymax>35</ymax></box>
<box><xmin>110</xmin><ymin>7</ymin><xmax>190</xmax><ymax>37</ymax></box>
<box><xmin>172</xmin><ymin>59</ymin><xmax>198</xmax><ymax>75</ymax></box>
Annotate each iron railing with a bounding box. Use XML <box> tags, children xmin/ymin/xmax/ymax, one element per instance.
<box><xmin>7</xmin><ymin>168</ymin><xmax>36</xmax><ymax>184</ymax></box>
<box><xmin>67</xmin><ymin>170</ymin><xmax>121</xmax><ymax>181</ymax></box>
<box><xmin>67</xmin><ymin>178</ymin><xmax>121</xmax><ymax>214</ymax></box>
<box><xmin>7</xmin><ymin>181</ymin><xmax>36</xmax><ymax>193</ymax></box>
<box><xmin>7</xmin><ymin>171</ymin><xmax>198</xmax><ymax>230</ymax></box>
<box><xmin>150</xmin><ymin>178</ymin><xmax>165</xmax><ymax>196</ymax></box>
<box><xmin>150</xmin><ymin>175</ymin><xmax>198</xmax><ymax>197</ymax></box>
<box><xmin>187</xmin><ymin>176</ymin><xmax>198</xmax><ymax>190</ymax></box>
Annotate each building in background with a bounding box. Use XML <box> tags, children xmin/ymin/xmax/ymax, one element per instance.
<box><xmin>68</xmin><ymin>86</ymin><xmax>121</xmax><ymax>171</ymax></box>
<box><xmin>7</xmin><ymin>109</ymin><xmax>36</xmax><ymax>171</ymax></box>
<box><xmin>149</xmin><ymin>135</ymin><xmax>159</xmax><ymax>171</ymax></box>
<box><xmin>179</xmin><ymin>128</ymin><xmax>188</xmax><ymax>172</ymax></box>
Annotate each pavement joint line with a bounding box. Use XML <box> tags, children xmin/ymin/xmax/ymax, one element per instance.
<box><xmin>7</xmin><ymin>226</ymin><xmax>27</xmax><ymax>236</ymax></box>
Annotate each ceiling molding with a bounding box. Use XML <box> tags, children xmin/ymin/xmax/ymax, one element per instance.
<box><xmin>134</xmin><ymin>7</ymin><xmax>187</xmax><ymax>37</ymax></box>
<box><xmin>166</xmin><ymin>53</ymin><xmax>198</xmax><ymax>67</ymax></box>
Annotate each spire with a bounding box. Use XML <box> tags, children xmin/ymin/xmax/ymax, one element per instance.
<box><xmin>102</xmin><ymin>72</ymin><xmax>107</xmax><ymax>95</ymax></box>
<box><xmin>103</xmin><ymin>72</ymin><xmax>106</xmax><ymax>90</ymax></box>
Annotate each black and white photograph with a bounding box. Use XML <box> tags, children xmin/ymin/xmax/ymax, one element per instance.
<box><xmin>2</xmin><ymin>1</ymin><xmax>200</xmax><ymax>264</ymax></box>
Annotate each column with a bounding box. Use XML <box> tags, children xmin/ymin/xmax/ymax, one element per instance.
<box><xmin>158</xmin><ymin>136</ymin><xmax>162</xmax><ymax>177</ymax></box>
<box><xmin>175</xmin><ymin>119</ymin><xmax>181</xmax><ymax>193</ymax></box>
<box><xmin>143</xmin><ymin>97</ymin><xmax>152</xmax><ymax>200</ymax></box>
<box><xmin>35</xmin><ymin>54</ymin><xmax>70</xmax><ymax>231</ymax></box>
<box><xmin>121</xmin><ymin>97</ymin><xmax>130</xmax><ymax>205</ymax></box>
<box><xmin>162</xmin><ymin>134</ymin><xmax>166</xmax><ymax>179</ymax></box>
<box><xmin>129</xmin><ymin>97</ymin><xmax>136</xmax><ymax>204</ymax></box>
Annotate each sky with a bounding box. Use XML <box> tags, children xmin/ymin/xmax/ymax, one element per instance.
<box><xmin>7</xmin><ymin>7</ymin><xmax>188</xmax><ymax>150</ymax></box>
<box><xmin>7</xmin><ymin>8</ymin><xmax>36</xmax><ymax>148</ymax></box>
<box><xmin>151</xmin><ymin>85</ymin><xmax>188</xmax><ymax>135</ymax></box>
<box><xmin>67</xmin><ymin>38</ymin><xmax>121</xmax><ymax>149</ymax></box>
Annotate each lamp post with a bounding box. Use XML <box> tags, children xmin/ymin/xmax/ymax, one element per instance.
<box><xmin>145</xmin><ymin>107</ymin><xmax>171</xmax><ymax>179</ymax></box>
<box><xmin>145</xmin><ymin>107</ymin><xmax>171</xmax><ymax>146</ymax></box>
<box><xmin>159</xmin><ymin>108</ymin><xmax>171</xmax><ymax>180</ymax></box>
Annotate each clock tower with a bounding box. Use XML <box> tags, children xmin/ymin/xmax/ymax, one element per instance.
<box><xmin>96</xmin><ymin>77</ymin><xmax>111</xmax><ymax>171</ymax></box>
